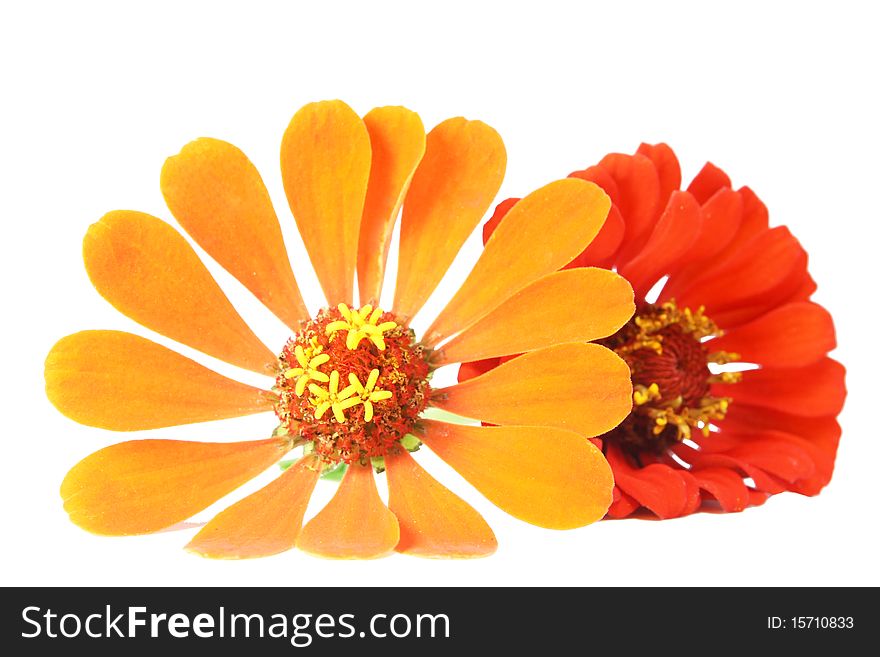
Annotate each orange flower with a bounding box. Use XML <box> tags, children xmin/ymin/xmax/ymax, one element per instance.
<box><xmin>469</xmin><ymin>143</ymin><xmax>845</xmax><ymax>519</ymax></box>
<box><xmin>45</xmin><ymin>101</ymin><xmax>636</xmax><ymax>559</ymax></box>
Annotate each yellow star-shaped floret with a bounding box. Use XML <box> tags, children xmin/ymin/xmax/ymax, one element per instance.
<box><xmin>308</xmin><ymin>370</ymin><xmax>360</xmax><ymax>423</ymax></box>
<box><xmin>348</xmin><ymin>369</ymin><xmax>393</xmax><ymax>422</ymax></box>
<box><xmin>326</xmin><ymin>303</ymin><xmax>397</xmax><ymax>351</ymax></box>
<box><xmin>284</xmin><ymin>343</ymin><xmax>330</xmax><ymax>396</ymax></box>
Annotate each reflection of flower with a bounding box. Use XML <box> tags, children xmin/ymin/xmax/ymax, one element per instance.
<box><xmin>468</xmin><ymin>143</ymin><xmax>845</xmax><ymax>519</ymax></box>
<box><xmin>45</xmin><ymin>100</ymin><xmax>636</xmax><ymax>559</ymax></box>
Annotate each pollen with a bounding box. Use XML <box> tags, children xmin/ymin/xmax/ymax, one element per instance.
<box><xmin>274</xmin><ymin>305</ymin><xmax>430</xmax><ymax>465</ymax></box>
<box><xmin>600</xmin><ymin>300</ymin><xmax>742</xmax><ymax>452</ymax></box>
<box><xmin>326</xmin><ymin>303</ymin><xmax>398</xmax><ymax>351</ymax></box>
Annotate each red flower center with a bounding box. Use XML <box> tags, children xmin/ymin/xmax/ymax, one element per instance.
<box><xmin>274</xmin><ymin>305</ymin><xmax>430</xmax><ymax>466</ymax></box>
<box><xmin>600</xmin><ymin>301</ymin><xmax>740</xmax><ymax>454</ymax></box>
<box><xmin>627</xmin><ymin>324</ymin><xmax>711</xmax><ymax>405</ymax></box>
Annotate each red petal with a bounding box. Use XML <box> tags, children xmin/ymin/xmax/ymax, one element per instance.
<box><xmin>663</xmin><ymin>188</ymin><xmax>743</xmax><ymax>296</ymax></box>
<box><xmin>569</xmin><ymin>166</ymin><xmax>621</xmax><ymax>205</ymax></box>
<box><xmin>712</xmin><ymin>302</ymin><xmax>836</xmax><ymax>367</ymax></box>
<box><xmin>748</xmin><ymin>489</ymin><xmax>771</xmax><ymax>507</ymax></box>
<box><xmin>569</xmin><ymin>205</ymin><xmax>626</xmax><ymax>269</ymax></box>
<box><xmin>721</xmin><ymin>429</ymin><xmax>839</xmax><ymax>496</ymax></box>
<box><xmin>677</xmin><ymin>470</ymin><xmax>704</xmax><ymax>516</ymax></box>
<box><xmin>721</xmin><ymin>403</ymin><xmax>842</xmax><ymax>444</ymax></box>
<box><xmin>457</xmin><ymin>357</ymin><xmax>501</xmax><ymax>383</ymax></box>
<box><xmin>723</xmin><ymin>434</ymin><xmax>816</xmax><ymax>483</ymax></box>
<box><xmin>605</xmin><ymin>444</ymin><xmax>689</xmax><ymax>519</ymax></box>
<box><xmin>674</xmin><ymin>226</ymin><xmax>807</xmax><ymax>325</ymax></box>
<box><xmin>691</xmin><ymin>467</ymin><xmax>749</xmax><ymax>512</ymax></box>
<box><xmin>618</xmin><ymin>191</ymin><xmax>700</xmax><ymax>298</ymax></box>
<box><xmin>636</xmin><ymin>143</ymin><xmax>682</xmax><ymax>201</ymax></box>
<box><xmin>766</xmin><ymin>431</ymin><xmax>838</xmax><ymax>496</ymax></box>
<box><xmin>718</xmin><ymin>405</ymin><xmax>841</xmax><ymax>495</ymax></box>
<box><xmin>713</xmin><ymin>357</ymin><xmax>846</xmax><ymax>417</ymax></box>
<box><xmin>606</xmin><ymin>486</ymin><xmax>640</xmax><ymax>519</ymax></box>
<box><xmin>672</xmin><ymin>442</ymin><xmax>787</xmax><ymax>494</ymax></box>
<box><xmin>686</xmin><ymin>186</ymin><xmax>769</xmax><ymax>283</ymax></box>
<box><xmin>596</xmin><ymin>153</ymin><xmax>661</xmax><ymax>263</ymax></box>
<box><xmin>686</xmin><ymin>162</ymin><xmax>731</xmax><ymax>204</ymax></box>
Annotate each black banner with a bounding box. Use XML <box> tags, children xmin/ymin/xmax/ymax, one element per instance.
<box><xmin>1</xmin><ymin>587</ymin><xmax>868</xmax><ymax>653</ymax></box>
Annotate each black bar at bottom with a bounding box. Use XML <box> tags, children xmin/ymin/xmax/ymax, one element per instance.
<box><xmin>1</xmin><ymin>587</ymin><xmax>869</xmax><ymax>653</ymax></box>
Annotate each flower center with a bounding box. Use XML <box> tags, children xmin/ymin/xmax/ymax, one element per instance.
<box><xmin>600</xmin><ymin>301</ymin><xmax>741</xmax><ymax>453</ymax></box>
<box><xmin>274</xmin><ymin>304</ymin><xmax>430</xmax><ymax>465</ymax></box>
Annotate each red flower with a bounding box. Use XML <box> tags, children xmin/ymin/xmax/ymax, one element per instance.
<box><xmin>465</xmin><ymin>143</ymin><xmax>846</xmax><ymax>519</ymax></box>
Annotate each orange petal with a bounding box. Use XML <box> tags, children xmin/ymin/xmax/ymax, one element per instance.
<box><xmin>617</xmin><ymin>191</ymin><xmax>701</xmax><ymax>298</ymax></box>
<box><xmin>161</xmin><ymin>138</ymin><xmax>308</xmax><ymax>329</ymax></box>
<box><xmin>61</xmin><ymin>438</ymin><xmax>290</xmax><ymax>535</ymax></box>
<box><xmin>434</xmin><ymin>268</ymin><xmax>634</xmax><ymax>365</ymax></box>
<box><xmin>385</xmin><ymin>450</ymin><xmax>496</xmax><ymax>558</ymax></box>
<box><xmin>484</xmin><ymin>192</ymin><xmax>623</xmax><ymax>272</ymax></box>
<box><xmin>281</xmin><ymin>100</ymin><xmax>372</xmax><ymax>305</ymax></box>
<box><xmin>711</xmin><ymin>302</ymin><xmax>836</xmax><ymax>368</ymax></box>
<box><xmin>45</xmin><ymin>331</ymin><xmax>274</xmax><ymax>430</ymax></box>
<box><xmin>84</xmin><ymin>211</ymin><xmax>276</xmax><ymax>375</ymax></box>
<box><xmin>569</xmin><ymin>165</ymin><xmax>621</xmax><ymax>206</ymax></box>
<box><xmin>296</xmin><ymin>463</ymin><xmax>399</xmax><ymax>559</ymax></box>
<box><xmin>423</xmin><ymin>179</ymin><xmax>611</xmax><ymax>347</ymax></box>
<box><xmin>393</xmin><ymin>117</ymin><xmax>506</xmax><ymax>320</ymax></box>
<box><xmin>186</xmin><ymin>455</ymin><xmax>321</xmax><ymax>559</ymax></box>
<box><xmin>485</xmin><ymin>193</ymin><xmax>624</xmax><ymax>272</ymax></box>
<box><xmin>481</xmin><ymin>197</ymin><xmax>520</xmax><ymax>245</ymax></box>
<box><xmin>419</xmin><ymin>420</ymin><xmax>613</xmax><ymax>529</ymax></box>
<box><xmin>713</xmin><ymin>357</ymin><xmax>846</xmax><ymax>418</ymax></box>
<box><xmin>433</xmin><ymin>343</ymin><xmax>632</xmax><ymax>437</ymax></box>
<box><xmin>357</xmin><ymin>106</ymin><xmax>426</xmax><ymax>305</ymax></box>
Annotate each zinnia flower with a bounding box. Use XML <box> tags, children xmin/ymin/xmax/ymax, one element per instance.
<box><xmin>45</xmin><ymin>100</ymin><xmax>636</xmax><ymax>558</ymax></box>
<box><xmin>466</xmin><ymin>143</ymin><xmax>845</xmax><ymax>519</ymax></box>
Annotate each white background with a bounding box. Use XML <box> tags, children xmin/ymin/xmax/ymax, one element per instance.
<box><xmin>1</xmin><ymin>1</ymin><xmax>876</xmax><ymax>587</ymax></box>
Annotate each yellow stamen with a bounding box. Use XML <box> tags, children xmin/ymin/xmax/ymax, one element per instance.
<box><xmin>633</xmin><ymin>383</ymin><xmax>661</xmax><ymax>406</ymax></box>
<box><xmin>307</xmin><ymin>370</ymin><xmax>359</xmax><ymax>422</ymax></box>
<box><xmin>709</xmin><ymin>371</ymin><xmax>744</xmax><ymax>385</ymax></box>
<box><xmin>283</xmin><ymin>340</ymin><xmax>330</xmax><ymax>396</ymax></box>
<box><xmin>641</xmin><ymin>392</ymin><xmax>734</xmax><ymax>441</ymax></box>
<box><xmin>326</xmin><ymin>303</ymin><xmax>398</xmax><ymax>351</ymax></box>
<box><xmin>347</xmin><ymin>368</ymin><xmax>393</xmax><ymax>422</ymax></box>
<box><xmin>618</xmin><ymin>300</ymin><xmax>722</xmax><ymax>357</ymax></box>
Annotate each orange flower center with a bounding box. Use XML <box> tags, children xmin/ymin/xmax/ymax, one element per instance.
<box><xmin>274</xmin><ymin>304</ymin><xmax>430</xmax><ymax>466</ymax></box>
<box><xmin>599</xmin><ymin>301</ymin><xmax>740</xmax><ymax>453</ymax></box>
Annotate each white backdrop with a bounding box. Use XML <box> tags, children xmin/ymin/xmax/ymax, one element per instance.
<box><xmin>1</xmin><ymin>0</ymin><xmax>875</xmax><ymax>586</ymax></box>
